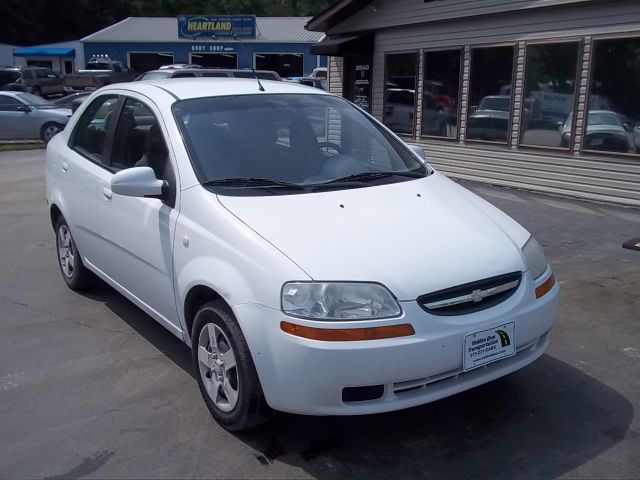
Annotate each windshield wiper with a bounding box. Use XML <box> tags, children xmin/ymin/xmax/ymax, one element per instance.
<box><xmin>202</xmin><ymin>177</ymin><xmax>306</xmax><ymax>190</ymax></box>
<box><xmin>320</xmin><ymin>170</ymin><xmax>425</xmax><ymax>185</ymax></box>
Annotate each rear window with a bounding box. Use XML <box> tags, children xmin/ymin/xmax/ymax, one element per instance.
<box><xmin>0</xmin><ymin>71</ymin><xmax>20</xmax><ymax>84</ymax></box>
<box><xmin>86</xmin><ymin>62</ymin><xmax>111</xmax><ymax>70</ymax></box>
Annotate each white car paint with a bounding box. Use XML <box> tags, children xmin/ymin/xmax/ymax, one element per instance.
<box><xmin>46</xmin><ymin>78</ymin><xmax>559</xmax><ymax>418</ymax></box>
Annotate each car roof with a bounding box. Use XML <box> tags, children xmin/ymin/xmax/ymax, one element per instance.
<box><xmin>111</xmin><ymin>77</ymin><xmax>330</xmax><ymax>101</ymax></box>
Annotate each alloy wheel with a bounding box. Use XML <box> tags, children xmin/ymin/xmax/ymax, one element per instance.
<box><xmin>57</xmin><ymin>224</ymin><xmax>75</xmax><ymax>279</ymax></box>
<box><xmin>197</xmin><ymin>322</ymin><xmax>239</xmax><ymax>412</ymax></box>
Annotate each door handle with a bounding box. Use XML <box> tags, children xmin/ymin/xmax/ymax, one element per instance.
<box><xmin>102</xmin><ymin>187</ymin><xmax>112</xmax><ymax>201</ymax></box>
<box><xmin>61</xmin><ymin>162</ymin><xmax>69</xmax><ymax>173</ymax></box>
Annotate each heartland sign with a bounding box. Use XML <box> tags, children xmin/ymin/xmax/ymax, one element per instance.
<box><xmin>178</xmin><ymin>15</ymin><xmax>256</xmax><ymax>39</ymax></box>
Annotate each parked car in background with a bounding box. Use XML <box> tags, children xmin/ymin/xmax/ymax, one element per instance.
<box><xmin>561</xmin><ymin>110</ymin><xmax>635</xmax><ymax>153</ymax></box>
<box><xmin>52</xmin><ymin>92</ymin><xmax>91</xmax><ymax>109</ymax></box>
<box><xmin>135</xmin><ymin>68</ymin><xmax>282</xmax><ymax>82</ymax></box>
<box><xmin>467</xmin><ymin>95</ymin><xmax>512</xmax><ymax>142</ymax></box>
<box><xmin>0</xmin><ymin>67</ymin><xmax>66</xmax><ymax>97</ymax></box>
<box><xmin>159</xmin><ymin>64</ymin><xmax>203</xmax><ymax>70</ymax></box>
<box><xmin>0</xmin><ymin>91</ymin><xmax>71</xmax><ymax>142</ymax></box>
<box><xmin>46</xmin><ymin>78</ymin><xmax>559</xmax><ymax>431</ymax></box>
<box><xmin>422</xmin><ymin>92</ymin><xmax>456</xmax><ymax>136</ymax></box>
<box><xmin>64</xmin><ymin>57</ymin><xmax>137</xmax><ymax>92</ymax></box>
<box><xmin>383</xmin><ymin>88</ymin><xmax>416</xmax><ymax>134</ymax></box>
<box><xmin>0</xmin><ymin>69</ymin><xmax>27</xmax><ymax>92</ymax></box>
<box><xmin>297</xmin><ymin>77</ymin><xmax>328</xmax><ymax>90</ymax></box>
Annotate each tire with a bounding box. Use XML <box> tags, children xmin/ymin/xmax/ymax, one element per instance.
<box><xmin>54</xmin><ymin>216</ymin><xmax>93</xmax><ymax>290</ymax></box>
<box><xmin>191</xmin><ymin>300</ymin><xmax>272</xmax><ymax>431</ymax></box>
<box><xmin>41</xmin><ymin>122</ymin><xmax>64</xmax><ymax>143</ymax></box>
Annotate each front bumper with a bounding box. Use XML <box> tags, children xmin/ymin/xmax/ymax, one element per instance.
<box><xmin>233</xmin><ymin>271</ymin><xmax>559</xmax><ymax>415</ymax></box>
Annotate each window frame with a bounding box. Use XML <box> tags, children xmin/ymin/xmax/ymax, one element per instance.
<box><xmin>580</xmin><ymin>33</ymin><xmax>640</xmax><ymax>159</ymax></box>
<box><xmin>383</xmin><ymin>50</ymin><xmax>420</xmax><ymax>138</ymax></box>
<box><xmin>517</xmin><ymin>38</ymin><xmax>583</xmax><ymax>153</ymax></box>
<box><xmin>69</xmin><ymin>94</ymin><xmax>123</xmax><ymax>168</ymax></box>
<box><xmin>420</xmin><ymin>46</ymin><xmax>464</xmax><ymax>142</ymax></box>
<box><xmin>465</xmin><ymin>42</ymin><xmax>518</xmax><ymax>147</ymax></box>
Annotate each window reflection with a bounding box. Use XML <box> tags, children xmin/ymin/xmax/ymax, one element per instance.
<box><xmin>586</xmin><ymin>38</ymin><xmax>639</xmax><ymax>154</ymax></box>
<box><xmin>467</xmin><ymin>46</ymin><xmax>515</xmax><ymax>143</ymax></box>
<box><xmin>383</xmin><ymin>53</ymin><xmax>417</xmax><ymax>135</ymax></box>
<box><xmin>422</xmin><ymin>49</ymin><xmax>461</xmax><ymax>138</ymax></box>
<box><xmin>520</xmin><ymin>43</ymin><xmax>578</xmax><ymax>149</ymax></box>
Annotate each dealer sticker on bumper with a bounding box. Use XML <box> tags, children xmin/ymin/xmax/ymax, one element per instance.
<box><xmin>463</xmin><ymin>322</ymin><xmax>515</xmax><ymax>371</ymax></box>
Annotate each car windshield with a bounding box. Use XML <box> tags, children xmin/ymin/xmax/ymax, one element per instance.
<box><xmin>478</xmin><ymin>97</ymin><xmax>510</xmax><ymax>111</ymax></box>
<box><xmin>173</xmin><ymin>94</ymin><xmax>429</xmax><ymax>196</ymax></box>
<box><xmin>140</xmin><ymin>71</ymin><xmax>172</xmax><ymax>80</ymax></box>
<box><xmin>588</xmin><ymin>111</ymin><xmax>622</xmax><ymax>127</ymax></box>
<box><xmin>16</xmin><ymin>92</ymin><xmax>54</xmax><ymax>109</ymax></box>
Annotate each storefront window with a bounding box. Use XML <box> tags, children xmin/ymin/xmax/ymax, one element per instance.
<box><xmin>467</xmin><ymin>46</ymin><xmax>515</xmax><ymax>143</ymax></box>
<box><xmin>520</xmin><ymin>42</ymin><xmax>579</xmax><ymax>149</ymax></box>
<box><xmin>383</xmin><ymin>53</ymin><xmax>417</xmax><ymax>135</ymax></box>
<box><xmin>586</xmin><ymin>38</ymin><xmax>640</xmax><ymax>155</ymax></box>
<box><xmin>422</xmin><ymin>49</ymin><xmax>461</xmax><ymax>138</ymax></box>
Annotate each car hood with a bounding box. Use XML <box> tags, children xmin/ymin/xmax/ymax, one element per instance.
<box><xmin>217</xmin><ymin>173</ymin><xmax>529</xmax><ymax>300</ymax></box>
<box><xmin>39</xmin><ymin>107</ymin><xmax>72</xmax><ymax>117</ymax></box>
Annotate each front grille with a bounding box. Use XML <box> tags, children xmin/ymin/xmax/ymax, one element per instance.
<box><xmin>417</xmin><ymin>272</ymin><xmax>521</xmax><ymax>316</ymax></box>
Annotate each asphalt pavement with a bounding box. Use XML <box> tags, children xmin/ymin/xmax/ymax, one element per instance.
<box><xmin>1</xmin><ymin>149</ymin><xmax>639</xmax><ymax>479</ymax></box>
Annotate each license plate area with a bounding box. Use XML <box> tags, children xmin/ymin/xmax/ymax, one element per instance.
<box><xmin>463</xmin><ymin>322</ymin><xmax>515</xmax><ymax>371</ymax></box>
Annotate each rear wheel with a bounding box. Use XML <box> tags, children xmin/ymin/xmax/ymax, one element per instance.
<box><xmin>41</xmin><ymin>122</ymin><xmax>64</xmax><ymax>143</ymax></box>
<box><xmin>192</xmin><ymin>300</ymin><xmax>272</xmax><ymax>431</ymax></box>
<box><xmin>55</xmin><ymin>216</ymin><xmax>93</xmax><ymax>290</ymax></box>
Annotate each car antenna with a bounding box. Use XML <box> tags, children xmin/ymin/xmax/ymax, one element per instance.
<box><xmin>223</xmin><ymin>9</ymin><xmax>264</xmax><ymax>92</ymax></box>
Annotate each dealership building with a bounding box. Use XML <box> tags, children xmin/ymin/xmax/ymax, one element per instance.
<box><xmin>308</xmin><ymin>0</ymin><xmax>640</xmax><ymax>206</ymax></box>
<box><xmin>80</xmin><ymin>16</ymin><xmax>326</xmax><ymax>78</ymax></box>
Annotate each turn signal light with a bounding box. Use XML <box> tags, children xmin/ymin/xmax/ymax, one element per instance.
<box><xmin>535</xmin><ymin>273</ymin><xmax>556</xmax><ymax>299</ymax></box>
<box><xmin>280</xmin><ymin>321</ymin><xmax>415</xmax><ymax>341</ymax></box>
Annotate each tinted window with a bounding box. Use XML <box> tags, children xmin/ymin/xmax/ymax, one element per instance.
<box><xmin>35</xmin><ymin>69</ymin><xmax>50</xmax><ymax>79</ymax></box>
<box><xmin>467</xmin><ymin>46</ymin><xmax>515</xmax><ymax>143</ymax></box>
<box><xmin>520</xmin><ymin>42</ymin><xmax>579</xmax><ymax>149</ymax></box>
<box><xmin>203</xmin><ymin>72</ymin><xmax>229</xmax><ymax>77</ymax></box>
<box><xmin>86</xmin><ymin>62</ymin><xmax>111</xmax><ymax>70</ymax></box>
<box><xmin>21</xmin><ymin>69</ymin><xmax>35</xmax><ymax>80</ymax></box>
<box><xmin>422</xmin><ymin>49</ymin><xmax>461</xmax><ymax>138</ymax></box>
<box><xmin>383</xmin><ymin>53</ymin><xmax>417</xmax><ymax>135</ymax></box>
<box><xmin>72</xmin><ymin>96</ymin><xmax>120</xmax><ymax>161</ymax></box>
<box><xmin>172</xmin><ymin>72</ymin><xmax>196</xmax><ymax>78</ymax></box>
<box><xmin>173</xmin><ymin>94</ymin><xmax>427</xmax><ymax>195</ymax></box>
<box><xmin>0</xmin><ymin>95</ymin><xmax>22</xmax><ymax>111</ymax></box>
<box><xmin>586</xmin><ymin>38</ymin><xmax>639</xmax><ymax>154</ymax></box>
<box><xmin>0</xmin><ymin>71</ymin><xmax>20</xmax><ymax>84</ymax></box>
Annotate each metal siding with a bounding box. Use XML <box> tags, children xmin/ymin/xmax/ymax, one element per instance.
<box><xmin>330</xmin><ymin>0</ymin><xmax>599</xmax><ymax>34</ymax></box>
<box><xmin>363</xmin><ymin>0</ymin><xmax>640</xmax><ymax>205</ymax></box>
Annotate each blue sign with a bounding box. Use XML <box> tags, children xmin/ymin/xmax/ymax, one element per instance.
<box><xmin>178</xmin><ymin>16</ymin><xmax>256</xmax><ymax>39</ymax></box>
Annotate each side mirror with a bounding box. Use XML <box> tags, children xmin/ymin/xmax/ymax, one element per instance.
<box><xmin>408</xmin><ymin>144</ymin><xmax>426</xmax><ymax>160</ymax></box>
<box><xmin>16</xmin><ymin>105</ymin><xmax>31</xmax><ymax>113</ymax></box>
<box><xmin>469</xmin><ymin>106</ymin><xmax>478</xmax><ymax>114</ymax></box>
<box><xmin>111</xmin><ymin>167</ymin><xmax>164</xmax><ymax>198</ymax></box>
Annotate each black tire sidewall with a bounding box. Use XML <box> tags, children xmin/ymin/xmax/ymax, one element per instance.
<box><xmin>191</xmin><ymin>301</ymin><xmax>270</xmax><ymax>431</ymax></box>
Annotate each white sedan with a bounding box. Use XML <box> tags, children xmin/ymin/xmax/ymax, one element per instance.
<box><xmin>45</xmin><ymin>78</ymin><xmax>559</xmax><ymax>430</ymax></box>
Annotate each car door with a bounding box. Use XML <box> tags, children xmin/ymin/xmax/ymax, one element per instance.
<box><xmin>0</xmin><ymin>94</ymin><xmax>29</xmax><ymax>139</ymax></box>
<box><xmin>95</xmin><ymin>94</ymin><xmax>181</xmax><ymax>331</ymax></box>
<box><xmin>57</xmin><ymin>95</ymin><xmax>122</xmax><ymax>270</ymax></box>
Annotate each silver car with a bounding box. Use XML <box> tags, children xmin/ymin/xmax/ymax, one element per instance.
<box><xmin>0</xmin><ymin>91</ymin><xmax>72</xmax><ymax>143</ymax></box>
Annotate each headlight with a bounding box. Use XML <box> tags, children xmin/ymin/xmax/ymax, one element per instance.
<box><xmin>281</xmin><ymin>282</ymin><xmax>402</xmax><ymax>320</ymax></box>
<box><xmin>522</xmin><ymin>236</ymin><xmax>548</xmax><ymax>280</ymax></box>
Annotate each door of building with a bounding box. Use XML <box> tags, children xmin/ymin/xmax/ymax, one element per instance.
<box><xmin>343</xmin><ymin>56</ymin><xmax>373</xmax><ymax>113</ymax></box>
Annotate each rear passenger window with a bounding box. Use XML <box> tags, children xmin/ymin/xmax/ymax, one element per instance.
<box><xmin>172</xmin><ymin>72</ymin><xmax>196</xmax><ymax>78</ymax></box>
<box><xmin>203</xmin><ymin>72</ymin><xmax>228</xmax><ymax>77</ymax></box>
<box><xmin>71</xmin><ymin>95</ymin><xmax>120</xmax><ymax>162</ymax></box>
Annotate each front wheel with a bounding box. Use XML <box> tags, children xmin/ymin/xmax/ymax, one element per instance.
<box><xmin>55</xmin><ymin>216</ymin><xmax>93</xmax><ymax>290</ymax></box>
<box><xmin>192</xmin><ymin>301</ymin><xmax>272</xmax><ymax>431</ymax></box>
<box><xmin>41</xmin><ymin>122</ymin><xmax>64</xmax><ymax>143</ymax></box>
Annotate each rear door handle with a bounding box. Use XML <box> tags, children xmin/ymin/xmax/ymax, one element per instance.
<box><xmin>102</xmin><ymin>187</ymin><xmax>112</xmax><ymax>201</ymax></box>
<box><xmin>61</xmin><ymin>162</ymin><xmax>69</xmax><ymax>173</ymax></box>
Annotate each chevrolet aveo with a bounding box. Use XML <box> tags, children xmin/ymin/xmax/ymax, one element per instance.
<box><xmin>45</xmin><ymin>78</ymin><xmax>559</xmax><ymax>430</ymax></box>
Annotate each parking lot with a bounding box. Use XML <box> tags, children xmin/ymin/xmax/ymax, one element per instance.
<box><xmin>0</xmin><ymin>148</ymin><xmax>639</xmax><ymax>479</ymax></box>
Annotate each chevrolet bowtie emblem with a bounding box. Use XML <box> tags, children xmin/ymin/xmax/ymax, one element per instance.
<box><xmin>470</xmin><ymin>289</ymin><xmax>488</xmax><ymax>302</ymax></box>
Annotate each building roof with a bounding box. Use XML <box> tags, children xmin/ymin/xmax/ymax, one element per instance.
<box><xmin>82</xmin><ymin>17</ymin><xmax>325</xmax><ymax>44</ymax></box>
<box><xmin>305</xmin><ymin>0</ymin><xmax>369</xmax><ymax>32</ymax></box>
